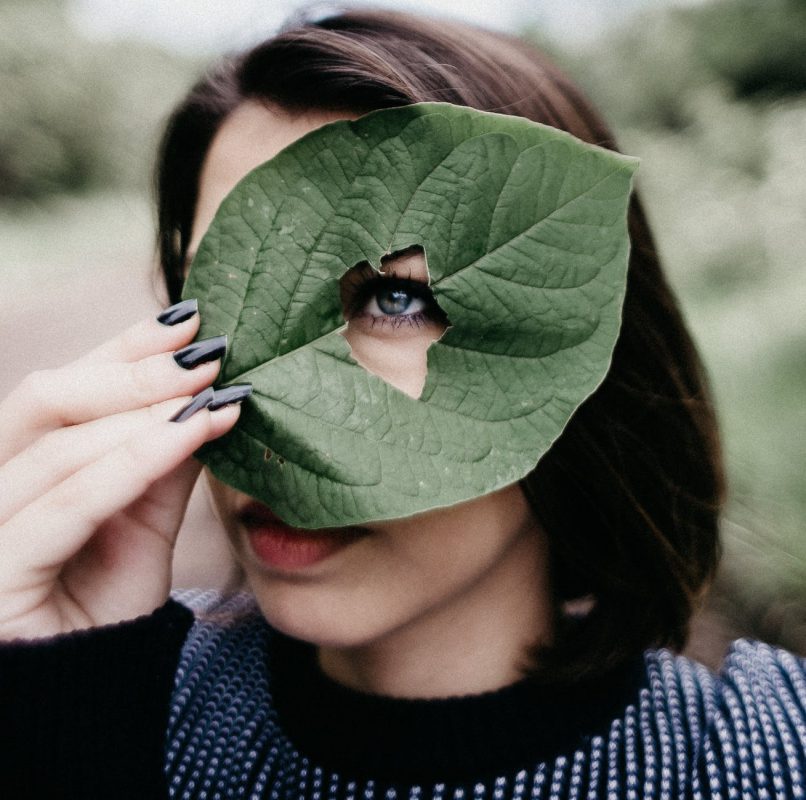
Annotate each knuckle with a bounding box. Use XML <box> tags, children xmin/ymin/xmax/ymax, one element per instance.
<box><xmin>116</xmin><ymin>324</ymin><xmax>144</xmax><ymax>357</ymax></box>
<box><xmin>117</xmin><ymin>328</ymin><xmax>137</xmax><ymax>353</ymax></box>
<box><xmin>12</xmin><ymin>369</ymin><xmax>60</xmax><ymax>420</ymax></box>
<box><xmin>18</xmin><ymin>369</ymin><xmax>53</xmax><ymax>402</ymax></box>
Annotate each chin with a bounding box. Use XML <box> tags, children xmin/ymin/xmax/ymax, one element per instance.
<box><xmin>245</xmin><ymin>574</ymin><xmax>389</xmax><ymax>649</ymax></box>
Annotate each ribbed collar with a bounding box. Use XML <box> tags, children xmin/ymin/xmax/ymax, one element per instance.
<box><xmin>269</xmin><ymin>631</ymin><xmax>648</xmax><ymax>785</ymax></box>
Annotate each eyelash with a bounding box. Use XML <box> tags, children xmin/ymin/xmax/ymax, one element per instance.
<box><xmin>344</xmin><ymin>263</ymin><xmax>445</xmax><ymax>328</ymax></box>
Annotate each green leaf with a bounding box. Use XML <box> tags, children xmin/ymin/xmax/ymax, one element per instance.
<box><xmin>184</xmin><ymin>102</ymin><xmax>638</xmax><ymax>527</ymax></box>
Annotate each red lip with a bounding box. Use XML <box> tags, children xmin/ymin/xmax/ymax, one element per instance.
<box><xmin>237</xmin><ymin>501</ymin><xmax>368</xmax><ymax>571</ymax></box>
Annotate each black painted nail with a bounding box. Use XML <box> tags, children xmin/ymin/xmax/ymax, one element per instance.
<box><xmin>157</xmin><ymin>299</ymin><xmax>198</xmax><ymax>326</ymax></box>
<box><xmin>208</xmin><ymin>383</ymin><xmax>253</xmax><ymax>411</ymax></box>
<box><xmin>173</xmin><ymin>335</ymin><xmax>227</xmax><ymax>370</ymax></box>
<box><xmin>169</xmin><ymin>387</ymin><xmax>215</xmax><ymax>422</ymax></box>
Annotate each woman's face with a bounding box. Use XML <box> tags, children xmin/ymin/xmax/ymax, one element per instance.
<box><xmin>188</xmin><ymin>102</ymin><xmax>552</xmax><ymax>693</ymax></box>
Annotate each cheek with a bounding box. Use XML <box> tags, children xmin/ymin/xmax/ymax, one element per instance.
<box><xmin>341</xmin><ymin>326</ymin><xmax>441</xmax><ymax>399</ymax></box>
<box><xmin>240</xmin><ymin>534</ymin><xmax>448</xmax><ymax>647</ymax></box>
<box><xmin>232</xmin><ymin>529</ymin><xmax>479</xmax><ymax>649</ymax></box>
<box><xmin>246</xmin><ymin>496</ymin><xmax>534</xmax><ymax>649</ymax></box>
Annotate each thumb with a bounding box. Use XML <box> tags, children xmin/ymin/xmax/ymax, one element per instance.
<box><xmin>125</xmin><ymin>457</ymin><xmax>205</xmax><ymax>548</ymax></box>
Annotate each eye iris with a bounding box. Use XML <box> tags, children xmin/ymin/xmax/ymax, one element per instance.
<box><xmin>377</xmin><ymin>287</ymin><xmax>412</xmax><ymax>315</ymax></box>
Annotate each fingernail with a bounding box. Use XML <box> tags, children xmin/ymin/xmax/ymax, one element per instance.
<box><xmin>169</xmin><ymin>387</ymin><xmax>215</xmax><ymax>422</ymax></box>
<box><xmin>157</xmin><ymin>298</ymin><xmax>198</xmax><ymax>326</ymax></box>
<box><xmin>208</xmin><ymin>383</ymin><xmax>253</xmax><ymax>411</ymax></box>
<box><xmin>173</xmin><ymin>335</ymin><xmax>227</xmax><ymax>370</ymax></box>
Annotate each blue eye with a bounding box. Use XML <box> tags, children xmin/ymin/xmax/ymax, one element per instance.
<box><xmin>369</xmin><ymin>286</ymin><xmax>426</xmax><ymax>316</ymax></box>
<box><xmin>342</xmin><ymin>266</ymin><xmax>448</xmax><ymax>329</ymax></box>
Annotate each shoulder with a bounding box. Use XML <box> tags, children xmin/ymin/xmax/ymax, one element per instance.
<box><xmin>653</xmin><ymin>639</ymin><xmax>806</xmax><ymax>799</ymax></box>
<box><xmin>703</xmin><ymin>639</ymin><xmax>805</xmax><ymax>797</ymax></box>
<box><xmin>716</xmin><ymin>637</ymin><xmax>806</xmax><ymax>708</ymax></box>
<box><xmin>711</xmin><ymin>639</ymin><xmax>806</xmax><ymax>760</ymax></box>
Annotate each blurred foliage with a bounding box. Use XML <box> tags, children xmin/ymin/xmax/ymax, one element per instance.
<box><xmin>687</xmin><ymin>0</ymin><xmax>806</xmax><ymax>99</ymax></box>
<box><xmin>532</xmin><ymin>0</ymin><xmax>806</xmax><ymax>654</ymax></box>
<box><xmin>0</xmin><ymin>0</ymin><xmax>197</xmax><ymax>202</ymax></box>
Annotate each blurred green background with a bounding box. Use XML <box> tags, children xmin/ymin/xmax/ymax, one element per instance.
<box><xmin>2</xmin><ymin>0</ymin><xmax>804</xmax><ymax>661</ymax></box>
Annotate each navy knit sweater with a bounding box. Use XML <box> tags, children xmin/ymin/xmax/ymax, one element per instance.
<box><xmin>1</xmin><ymin>590</ymin><xmax>805</xmax><ymax>799</ymax></box>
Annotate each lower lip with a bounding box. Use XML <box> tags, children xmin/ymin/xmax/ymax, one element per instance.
<box><xmin>244</xmin><ymin>519</ymin><xmax>367</xmax><ymax>571</ymax></box>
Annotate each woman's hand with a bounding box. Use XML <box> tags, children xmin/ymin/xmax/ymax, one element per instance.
<box><xmin>0</xmin><ymin>301</ymin><xmax>243</xmax><ymax>641</ymax></box>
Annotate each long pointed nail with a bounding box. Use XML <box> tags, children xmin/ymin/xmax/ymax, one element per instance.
<box><xmin>169</xmin><ymin>387</ymin><xmax>215</xmax><ymax>422</ymax></box>
<box><xmin>208</xmin><ymin>383</ymin><xmax>253</xmax><ymax>411</ymax></box>
<box><xmin>157</xmin><ymin>299</ymin><xmax>198</xmax><ymax>326</ymax></box>
<box><xmin>173</xmin><ymin>335</ymin><xmax>227</xmax><ymax>370</ymax></box>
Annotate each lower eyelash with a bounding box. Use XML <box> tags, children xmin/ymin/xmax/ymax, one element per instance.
<box><xmin>353</xmin><ymin>311</ymin><xmax>430</xmax><ymax>329</ymax></box>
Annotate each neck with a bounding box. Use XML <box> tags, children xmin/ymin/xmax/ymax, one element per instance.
<box><xmin>316</xmin><ymin>522</ymin><xmax>553</xmax><ymax>698</ymax></box>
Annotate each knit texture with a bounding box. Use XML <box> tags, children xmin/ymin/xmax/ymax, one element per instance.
<box><xmin>166</xmin><ymin>591</ymin><xmax>806</xmax><ymax>800</ymax></box>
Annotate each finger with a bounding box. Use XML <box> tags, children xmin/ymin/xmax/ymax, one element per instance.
<box><xmin>79</xmin><ymin>303</ymin><xmax>201</xmax><ymax>365</ymax></box>
<box><xmin>0</xmin><ymin>348</ymin><xmax>222</xmax><ymax>462</ymax></box>
<box><xmin>1</xmin><ymin>404</ymin><xmax>241</xmax><ymax>579</ymax></box>
<box><xmin>0</xmin><ymin>306</ymin><xmax>204</xmax><ymax>459</ymax></box>
<box><xmin>0</xmin><ymin>397</ymin><xmax>186</xmax><ymax>522</ymax></box>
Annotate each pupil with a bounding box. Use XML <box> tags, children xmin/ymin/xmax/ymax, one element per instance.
<box><xmin>377</xmin><ymin>288</ymin><xmax>411</xmax><ymax>315</ymax></box>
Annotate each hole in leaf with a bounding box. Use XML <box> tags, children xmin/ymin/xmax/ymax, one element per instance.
<box><xmin>263</xmin><ymin>448</ymin><xmax>272</xmax><ymax>461</ymax></box>
<box><xmin>339</xmin><ymin>245</ymin><xmax>450</xmax><ymax>399</ymax></box>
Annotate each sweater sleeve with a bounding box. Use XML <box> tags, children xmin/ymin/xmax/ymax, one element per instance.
<box><xmin>0</xmin><ymin>598</ymin><xmax>195</xmax><ymax>799</ymax></box>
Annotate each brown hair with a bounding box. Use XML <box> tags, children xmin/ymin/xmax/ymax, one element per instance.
<box><xmin>155</xmin><ymin>8</ymin><xmax>724</xmax><ymax>683</ymax></box>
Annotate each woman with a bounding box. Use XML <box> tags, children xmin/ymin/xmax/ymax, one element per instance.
<box><xmin>1</xmin><ymin>9</ymin><xmax>803</xmax><ymax>799</ymax></box>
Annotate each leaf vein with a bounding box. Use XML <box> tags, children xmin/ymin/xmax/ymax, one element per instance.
<box><xmin>435</xmin><ymin>164</ymin><xmax>630</xmax><ymax>286</ymax></box>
